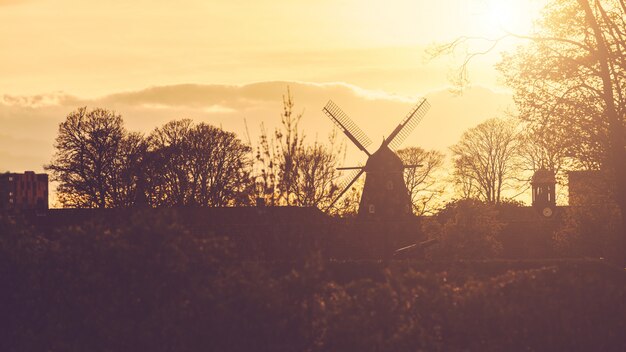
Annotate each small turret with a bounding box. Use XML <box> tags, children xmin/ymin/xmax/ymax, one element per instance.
<box><xmin>531</xmin><ymin>168</ymin><xmax>556</xmax><ymax>217</ymax></box>
<box><xmin>531</xmin><ymin>168</ymin><xmax>556</xmax><ymax>207</ymax></box>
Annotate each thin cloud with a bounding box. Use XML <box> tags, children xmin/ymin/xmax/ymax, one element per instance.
<box><xmin>97</xmin><ymin>81</ymin><xmax>415</xmax><ymax>110</ymax></box>
<box><xmin>0</xmin><ymin>0</ymin><xmax>29</xmax><ymax>5</ymax></box>
<box><xmin>0</xmin><ymin>81</ymin><xmax>513</xmax><ymax>174</ymax></box>
<box><xmin>2</xmin><ymin>92</ymin><xmax>78</xmax><ymax>108</ymax></box>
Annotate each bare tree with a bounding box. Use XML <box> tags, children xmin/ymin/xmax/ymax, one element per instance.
<box><xmin>190</xmin><ymin>123</ymin><xmax>252</xmax><ymax>206</ymax></box>
<box><xmin>146</xmin><ymin>119</ymin><xmax>252</xmax><ymax>207</ymax></box>
<box><xmin>431</xmin><ymin>0</ymin><xmax>624</xmax><ymax>172</ymax></box>
<box><xmin>495</xmin><ymin>2</ymin><xmax>620</xmax><ymax>171</ymax></box>
<box><xmin>48</xmin><ymin>109</ymin><xmax>251</xmax><ymax>208</ymax></box>
<box><xmin>145</xmin><ymin>119</ymin><xmax>194</xmax><ymax>206</ymax></box>
<box><xmin>254</xmin><ymin>88</ymin><xmax>303</xmax><ymax>206</ymax></box>
<box><xmin>431</xmin><ymin>0</ymin><xmax>626</xmax><ymax>263</ymax></box>
<box><xmin>518</xmin><ymin>125</ymin><xmax>570</xmax><ymax>176</ymax></box>
<box><xmin>275</xmin><ymin>87</ymin><xmax>303</xmax><ymax>206</ymax></box>
<box><xmin>495</xmin><ymin>0</ymin><xmax>626</xmax><ymax>263</ymax></box>
<box><xmin>450</xmin><ymin>118</ymin><xmax>524</xmax><ymax>203</ymax></box>
<box><xmin>290</xmin><ymin>133</ymin><xmax>342</xmax><ymax>208</ymax></box>
<box><xmin>254</xmin><ymin>87</ymin><xmax>343</xmax><ymax>210</ymax></box>
<box><xmin>47</xmin><ymin>107</ymin><xmax>128</xmax><ymax>208</ymax></box>
<box><xmin>254</xmin><ymin>122</ymin><xmax>281</xmax><ymax>206</ymax></box>
<box><xmin>452</xmin><ymin>154</ymin><xmax>480</xmax><ymax>200</ymax></box>
<box><xmin>517</xmin><ymin>123</ymin><xmax>575</xmax><ymax>204</ymax></box>
<box><xmin>110</xmin><ymin>131</ymin><xmax>147</xmax><ymax>207</ymax></box>
<box><xmin>397</xmin><ymin>147</ymin><xmax>445</xmax><ymax>215</ymax></box>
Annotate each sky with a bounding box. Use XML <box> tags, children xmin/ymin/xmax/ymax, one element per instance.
<box><xmin>0</xmin><ymin>0</ymin><xmax>546</xmax><ymax>204</ymax></box>
<box><xmin>1</xmin><ymin>0</ymin><xmax>543</xmax><ymax>97</ymax></box>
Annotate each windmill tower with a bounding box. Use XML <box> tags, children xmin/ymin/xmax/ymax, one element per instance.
<box><xmin>323</xmin><ymin>99</ymin><xmax>430</xmax><ymax>220</ymax></box>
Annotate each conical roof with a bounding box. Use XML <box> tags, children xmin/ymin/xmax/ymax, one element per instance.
<box><xmin>531</xmin><ymin>168</ymin><xmax>556</xmax><ymax>184</ymax></box>
<box><xmin>365</xmin><ymin>143</ymin><xmax>404</xmax><ymax>172</ymax></box>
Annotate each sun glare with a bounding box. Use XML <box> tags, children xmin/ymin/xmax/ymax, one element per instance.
<box><xmin>487</xmin><ymin>2</ymin><xmax>515</xmax><ymax>29</ymax></box>
<box><xmin>474</xmin><ymin>0</ymin><xmax>541</xmax><ymax>37</ymax></box>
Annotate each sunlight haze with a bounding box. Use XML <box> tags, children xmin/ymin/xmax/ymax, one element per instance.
<box><xmin>1</xmin><ymin>0</ymin><xmax>543</xmax><ymax>96</ymax></box>
<box><xmin>1</xmin><ymin>0</ymin><xmax>543</xmax><ymax>204</ymax></box>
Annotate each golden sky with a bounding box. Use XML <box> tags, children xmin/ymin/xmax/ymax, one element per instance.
<box><xmin>1</xmin><ymin>0</ymin><xmax>545</xmax><ymax>186</ymax></box>
<box><xmin>0</xmin><ymin>0</ymin><xmax>543</xmax><ymax>96</ymax></box>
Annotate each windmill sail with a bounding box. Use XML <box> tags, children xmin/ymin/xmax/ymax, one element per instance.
<box><xmin>323</xmin><ymin>100</ymin><xmax>373</xmax><ymax>156</ymax></box>
<box><xmin>386</xmin><ymin>98</ymin><xmax>430</xmax><ymax>150</ymax></box>
<box><xmin>325</xmin><ymin>167</ymin><xmax>365</xmax><ymax>211</ymax></box>
<box><xmin>320</xmin><ymin>98</ymin><xmax>431</xmax><ymax>218</ymax></box>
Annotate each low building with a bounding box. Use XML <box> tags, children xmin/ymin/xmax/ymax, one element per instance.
<box><xmin>0</xmin><ymin>171</ymin><xmax>49</xmax><ymax>211</ymax></box>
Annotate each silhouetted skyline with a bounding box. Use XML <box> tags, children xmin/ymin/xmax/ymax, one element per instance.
<box><xmin>1</xmin><ymin>0</ymin><xmax>548</xmax><ymax>207</ymax></box>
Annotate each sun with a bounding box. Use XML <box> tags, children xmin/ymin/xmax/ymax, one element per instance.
<box><xmin>475</xmin><ymin>0</ymin><xmax>540</xmax><ymax>37</ymax></box>
<box><xmin>486</xmin><ymin>2</ymin><xmax>516</xmax><ymax>29</ymax></box>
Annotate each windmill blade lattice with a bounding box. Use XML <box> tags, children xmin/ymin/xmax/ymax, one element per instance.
<box><xmin>387</xmin><ymin>98</ymin><xmax>431</xmax><ymax>150</ymax></box>
<box><xmin>338</xmin><ymin>165</ymin><xmax>364</xmax><ymax>192</ymax></box>
<box><xmin>325</xmin><ymin>166</ymin><xmax>365</xmax><ymax>211</ymax></box>
<box><xmin>323</xmin><ymin>100</ymin><xmax>373</xmax><ymax>156</ymax></box>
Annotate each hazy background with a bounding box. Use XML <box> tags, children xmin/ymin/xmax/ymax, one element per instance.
<box><xmin>0</xmin><ymin>0</ymin><xmax>544</xmax><ymax>192</ymax></box>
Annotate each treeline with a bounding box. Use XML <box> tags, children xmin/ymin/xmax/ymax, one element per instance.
<box><xmin>47</xmin><ymin>111</ymin><xmax>251</xmax><ymax>208</ymax></box>
<box><xmin>46</xmin><ymin>91</ymin><xmax>347</xmax><ymax>211</ymax></box>
<box><xmin>46</xmin><ymin>90</ymin><xmax>449</xmax><ymax>214</ymax></box>
<box><xmin>46</xmin><ymin>88</ymin><xmax>619</xmax><ymax>215</ymax></box>
<box><xmin>45</xmin><ymin>89</ymin><xmax>573</xmax><ymax>215</ymax></box>
<box><xmin>45</xmin><ymin>0</ymin><xmax>626</xmax><ymax>221</ymax></box>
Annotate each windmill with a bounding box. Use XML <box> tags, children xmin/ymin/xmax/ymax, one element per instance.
<box><xmin>323</xmin><ymin>99</ymin><xmax>430</xmax><ymax>219</ymax></box>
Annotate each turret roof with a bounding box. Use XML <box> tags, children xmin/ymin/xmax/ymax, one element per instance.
<box><xmin>531</xmin><ymin>168</ymin><xmax>556</xmax><ymax>184</ymax></box>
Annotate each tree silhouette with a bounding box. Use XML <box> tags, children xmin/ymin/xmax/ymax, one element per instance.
<box><xmin>254</xmin><ymin>87</ymin><xmax>343</xmax><ymax>209</ymax></box>
<box><xmin>254</xmin><ymin>89</ymin><xmax>304</xmax><ymax>206</ymax></box>
<box><xmin>145</xmin><ymin>119</ymin><xmax>193</xmax><ymax>206</ymax></box>
<box><xmin>518</xmin><ymin>125</ymin><xmax>570</xmax><ymax>178</ymax></box>
<box><xmin>397</xmin><ymin>147</ymin><xmax>445</xmax><ymax>215</ymax></box>
<box><xmin>290</xmin><ymin>134</ymin><xmax>343</xmax><ymax>208</ymax></box>
<box><xmin>46</xmin><ymin>107</ymin><xmax>138</xmax><ymax>208</ymax></box>
<box><xmin>48</xmin><ymin>109</ymin><xmax>252</xmax><ymax>208</ymax></box>
<box><xmin>450</xmin><ymin>118</ymin><xmax>523</xmax><ymax>203</ymax></box>
<box><xmin>497</xmin><ymin>0</ymin><xmax>626</xmax><ymax>263</ymax></box>
<box><xmin>110</xmin><ymin>131</ymin><xmax>147</xmax><ymax>207</ymax></box>
<box><xmin>145</xmin><ymin>119</ymin><xmax>252</xmax><ymax>207</ymax></box>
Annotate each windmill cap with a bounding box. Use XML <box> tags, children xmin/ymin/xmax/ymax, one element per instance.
<box><xmin>531</xmin><ymin>168</ymin><xmax>556</xmax><ymax>184</ymax></box>
<box><xmin>365</xmin><ymin>144</ymin><xmax>404</xmax><ymax>171</ymax></box>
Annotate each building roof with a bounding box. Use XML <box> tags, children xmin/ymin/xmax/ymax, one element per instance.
<box><xmin>531</xmin><ymin>168</ymin><xmax>556</xmax><ymax>184</ymax></box>
<box><xmin>365</xmin><ymin>143</ymin><xmax>404</xmax><ymax>172</ymax></box>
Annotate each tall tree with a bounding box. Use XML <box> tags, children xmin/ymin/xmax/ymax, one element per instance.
<box><xmin>146</xmin><ymin>119</ymin><xmax>252</xmax><ymax>207</ymax></box>
<box><xmin>275</xmin><ymin>88</ymin><xmax>303</xmax><ymax>206</ymax></box>
<box><xmin>290</xmin><ymin>134</ymin><xmax>342</xmax><ymax>208</ymax></box>
<box><xmin>110</xmin><ymin>131</ymin><xmax>147</xmax><ymax>207</ymax></box>
<box><xmin>518</xmin><ymin>124</ymin><xmax>571</xmax><ymax>176</ymax></box>
<box><xmin>254</xmin><ymin>87</ymin><xmax>343</xmax><ymax>210</ymax></box>
<box><xmin>254</xmin><ymin>122</ymin><xmax>281</xmax><ymax>206</ymax></box>
<box><xmin>450</xmin><ymin>118</ymin><xmax>523</xmax><ymax>203</ymax></box>
<box><xmin>145</xmin><ymin>119</ymin><xmax>194</xmax><ymax>206</ymax></box>
<box><xmin>190</xmin><ymin>123</ymin><xmax>252</xmax><ymax>206</ymax></box>
<box><xmin>397</xmin><ymin>147</ymin><xmax>445</xmax><ymax>215</ymax></box>
<box><xmin>47</xmin><ymin>107</ymin><xmax>130</xmax><ymax>208</ymax></box>
<box><xmin>497</xmin><ymin>0</ymin><xmax>626</xmax><ymax>262</ymax></box>
<box><xmin>497</xmin><ymin>1</ymin><xmax>625</xmax><ymax>170</ymax></box>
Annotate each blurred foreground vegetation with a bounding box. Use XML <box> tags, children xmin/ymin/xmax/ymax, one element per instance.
<box><xmin>1</xmin><ymin>212</ymin><xmax>625</xmax><ymax>352</ymax></box>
